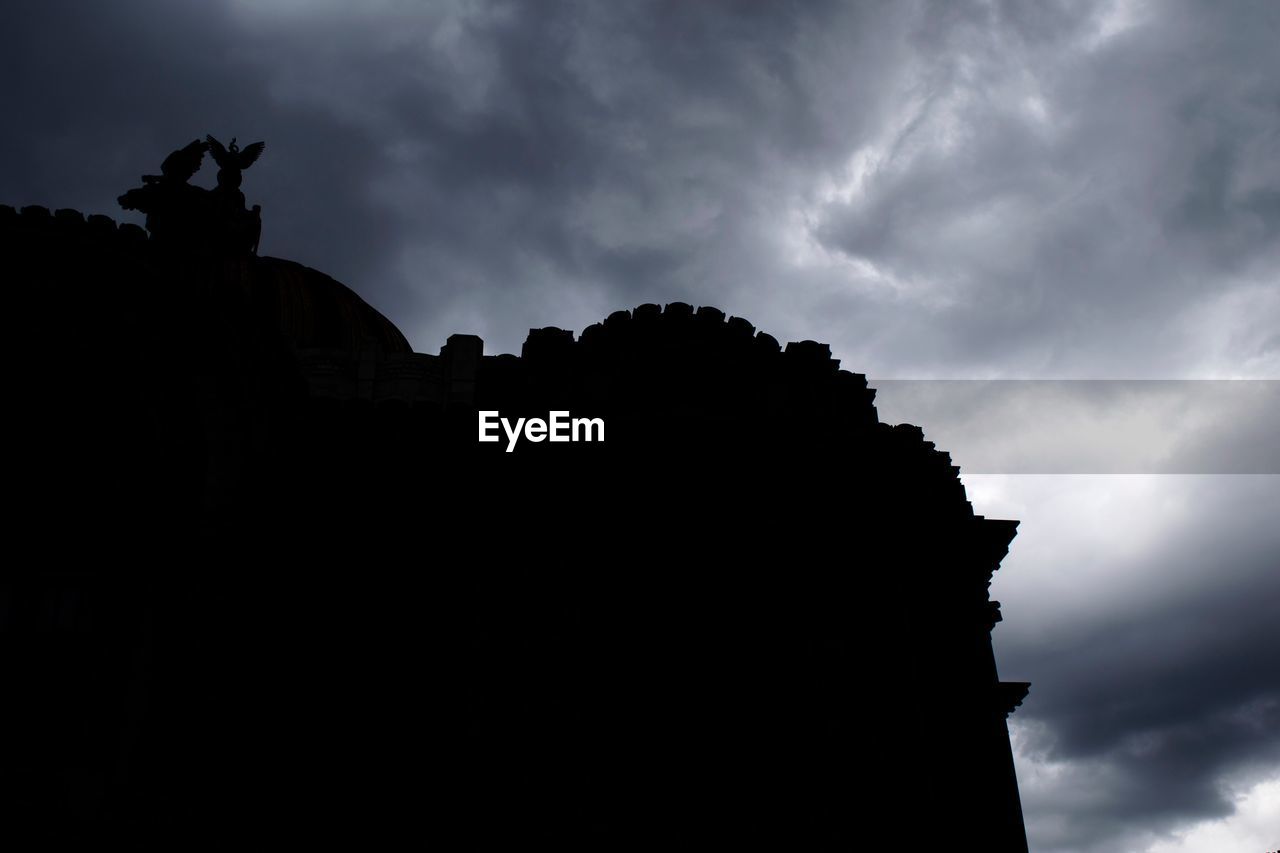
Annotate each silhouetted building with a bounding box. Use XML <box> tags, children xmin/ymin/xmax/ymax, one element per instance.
<box><xmin>3</xmin><ymin>195</ymin><xmax>1030</xmax><ymax>849</ymax></box>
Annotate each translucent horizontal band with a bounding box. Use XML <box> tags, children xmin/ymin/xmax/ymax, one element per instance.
<box><xmin>870</xmin><ymin>380</ymin><xmax>1280</xmax><ymax>474</ymax></box>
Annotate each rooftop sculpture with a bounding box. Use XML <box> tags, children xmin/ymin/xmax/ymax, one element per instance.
<box><xmin>117</xmin><ymin>135</ymin><xmax>264</xmax><ymax>255</ymax></box>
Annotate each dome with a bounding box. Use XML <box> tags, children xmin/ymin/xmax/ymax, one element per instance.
<box><xmin>252</xmin><ymin>256</ymin><xmax>411</xmax><ymax>354</ymax></box>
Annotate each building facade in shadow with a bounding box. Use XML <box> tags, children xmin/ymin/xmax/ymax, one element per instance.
<box><xmin>3</xmin><ymin>161</ymin><xmax>1030</xmax><ymax>848</ymax></box>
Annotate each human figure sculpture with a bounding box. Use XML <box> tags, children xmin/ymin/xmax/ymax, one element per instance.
<box><xmin>206</xmin><ymin>136</ymin><xmax>265</xmax><ymax>255</ymax></box>
<box><xmin>118</xmin><ymin>138</ymin><xmax>210</xmax><ymax>248</ymax></box>
<box><xmin>117</xmin><ymin>135</ymin><xmax>264</xmax><ymax>255</ymax></box>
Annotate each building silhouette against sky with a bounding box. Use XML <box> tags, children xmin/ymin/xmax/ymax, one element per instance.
<box><xmin>4</xmin><ymin>146</ymin><xmax>1030</xmax><ymax>848</ymax></box>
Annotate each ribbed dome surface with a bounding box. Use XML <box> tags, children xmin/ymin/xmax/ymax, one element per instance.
<box><xmin>253</xmin><ymin>256</ymin><xmax>411</xmax><ymax>354</ymax></box>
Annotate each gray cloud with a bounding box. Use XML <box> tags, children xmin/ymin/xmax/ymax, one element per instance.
<box><xmin>809</xmin><ymin>0</ymin><xmax>1280</xmax><ymax>377</ymax></box>
<box><xmin>4</xmin><ymin>2</ymin><xmax>1277</xmax><ymax>372</ymax></box>
<box><xmin>3</xmin><ymin>3</ymin><xmax>1278</xmax><ymax>850</ymax></box>
<box><xmin>979</xmin><ymin>473</ymin><xmax>1280</xmax><ymax>851</ymax></box>
<box><xmin>0</xmin><ymin>0</ymin><xmax>411</xmax><ymax>327</ymax></box>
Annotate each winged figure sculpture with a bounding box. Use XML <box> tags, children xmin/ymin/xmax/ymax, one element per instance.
<box><xmin>206</xmin><ymin>135</ymin><xmax>265</xmax><ymax>191</ymax></box>
<box><xmin>141</xmin><ymin>138</ymin><xmax>208</xmax><ymax>186</ymax></box>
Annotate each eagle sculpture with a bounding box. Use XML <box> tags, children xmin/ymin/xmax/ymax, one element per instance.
<box><xmin>206</xmin><ymin>135</ymin><xmax>265</xmax><ymax>191</ymax></box>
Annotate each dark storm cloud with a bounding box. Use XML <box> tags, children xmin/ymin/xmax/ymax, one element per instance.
<box><xmin>3</xmin><ymin>1</ymin><xmax>1276</xmax><ymax>371</ymax></box>
<box><xmin>983</xmin><ymin>473</ymin><xmax>1280</xmax><ymax>852</ymax></box>
<box><xmin>806</xmin><ymin>0</ymin><xmax>1280</xmax><ymax>377</ymax></box>
<box><xmin>138</xmin><ymin>0</ymin><xmax>925</xmax><ymax>353</ymax></box>
<box><xmin>0</xmin><ymin>0</ymin><xmax>410</xmax><ymax>325</ymax></box>
<box><xmin>3</xmin><ymin>3</ymin><xmax>1278</xmax><ymax>851</ymax></box>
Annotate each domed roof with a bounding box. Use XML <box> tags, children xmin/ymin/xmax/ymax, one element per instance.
<box><xmin>252</xmin><ymin>256</ymin><xmax>411</xmax><ymax>354</ymax></box>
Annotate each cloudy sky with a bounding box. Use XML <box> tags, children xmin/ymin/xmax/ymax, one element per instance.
<box><xmin>3</xmin><ymin>1</ymin><xmax>1277</xmax><ymax>850</ymax></box>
